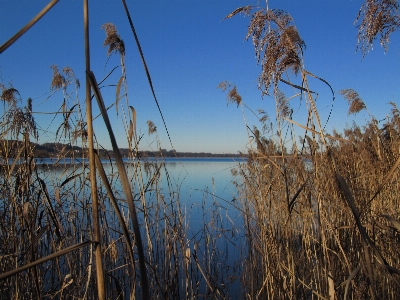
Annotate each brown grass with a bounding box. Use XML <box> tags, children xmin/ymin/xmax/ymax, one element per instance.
<box><xmin>222</xmin><ymin>3</ymin><xmax>400</xmax><ymax>299</ymax></box>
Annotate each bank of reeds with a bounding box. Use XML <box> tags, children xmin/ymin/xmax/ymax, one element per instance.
<box><xmin>224</xmin><ymin>3</ymin><xmax>400</xmax><ymax>299</ymax></box>
<box><xmin>231</xmin><ymin>109</ymin><xmax>400</xmax><ymax>298</ymax></box>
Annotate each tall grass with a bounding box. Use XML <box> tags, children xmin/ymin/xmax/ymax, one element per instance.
<box><xmin>222</xmin><ymin>3</ymin><xmax>400</xmax><ymax>299</ymax></box>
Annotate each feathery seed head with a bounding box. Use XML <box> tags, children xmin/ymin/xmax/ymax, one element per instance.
<box><xmin>225</xmin><ymin>6</ymin><xmax>305</xmax><ymax>95</ymax></box>
<box><xmin>1</xmin><ymin>87</ymin><xmax>20</xmax><ymax>106</ymax></box>
<box><xmin>217</xmin><ymin>81</ymin><xmax>230</xmax><ymax>92</ymax></box>
<box><xmin>50</xmin><ymin>65</ymin><xmax>65</xmax><ymax>90</ymax></box>
<box><xmin>147</xmin><ymin>120</ymin><xmax>157</xmax><ymax>135</ymax></box>
<box><xmin>276</xmin><ymin>89</ymin><xmax>291</xmax><ymax>118</ymax></box>
<box><xmin>356</xmin><ymin>0</ymin><xmax>400</xmax><ymax>56</ymax></box>
<box><xmin>339</xmin><ymin>89</ymin><xmax>366</xmax><ymax>115</ymax></box>
<box><xmin>227</xmin><ymin>86</ymin><xmax>242</xmax><ymax>107</ymax></box>
<box><xmin>102</xmin><ymin>23</ymin><xmax>125</xmax><ymax>56</ymax></box>
<box><xmin>218</xmin><ymin>81</ymin><xmax>242</xmax><ymax>106</ymax></box>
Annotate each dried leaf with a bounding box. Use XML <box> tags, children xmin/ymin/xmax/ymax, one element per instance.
<box><xmin>60</xmin><ymin>173</ymin><xmax>82</xmax><ymax>187</ymax></box>
<box><xmin>55</xmin><ymin>188</ymin><xmax>61</xmax><ymax>205</ymax></box>
<box><xmin>128</xmin><ymin>120</ymin><xmax>133</xmax><ymax>149</ymax></box>
<box><xmin>129</xmin><ymin>106</ymin><xmax>136</xmax><ymax>141</ymax></box>
<box><xmin>344</xmin><ymin>265</ymin><xmax>361</xmax><ymax>300</ymax></box>
<box><xmin>381</xmin><ymin>214</ymin><xmax>400</xmax><ymax>232</ymax></box>
<box><xmin>115</xmin><ymin>76</ymin><xmax>124</xmax><ymax>115</ymax></box>
<box><xmin>0</xmin><ymin>240</ymin><xmax>93</xmax><ymax>281</ymax></box>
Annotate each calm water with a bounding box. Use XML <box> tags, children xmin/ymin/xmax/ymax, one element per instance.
<box><xmin>158</xmin><ymin>157</ymin><xmax>246</xmax><ymax>236</ymax></box>
<box><xmin>34</xmin><ymin>157</ymin><xmax>244</xmax><ymax>198</ymax></box>
<box><xmin>34</xmin><ymin>156</ymin><xmax>246</xmax><ymax>236</ymax></box>
<box><xmin>31</xmin><ymin>157</ymin><xmax>246</xmax><ymax>296</ymax></box>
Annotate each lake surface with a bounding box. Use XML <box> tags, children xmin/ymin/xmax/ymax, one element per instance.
<box><xmin>157</xmin><ymin>157</ymin><xmax>246</xmax><ymax>236</ymax></box>
<box><xmin>34</xmin><ymin>156</ymin><xmax>246</xmax><ymax>238</ymax></box>
<box><xmin>34</xmin><ymin>157</ymin><xmax>245</xmax><ymax>197</ymax></box>
<box><xmin>20</xmin><ymin>157</ymin><xmax>247</xmax><ymax>297</ymax></box>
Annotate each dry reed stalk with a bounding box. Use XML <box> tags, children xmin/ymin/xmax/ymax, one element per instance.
<box><xmin>86</xmin><ymin>70</ymin><xmax>149</xmax><ymax>299</ymax></box>
<box><xmin>224</xmin><ymin>3</ymin><xmax>400</xmax><ymax>298</ymax></box>
<box><xmin>2</xmin><ymin>0</ymin><xmax>400</xmax><ymax>298</ymax></box>
<box><xmin>121</xmin><ymin>0</ymin><xmax>176</xmax><ymax>155</ymax></box>
<box><xmin>83</xmin><ymin>0</ymin><xmax>105</xmax><ymax>298</ymax></box>
<box><xmin>0</xmin><ymin>0</ymin><xmax>59</xmax><ymax>54</ymax></box>
<box><xmin>94</xmin><ymin>151</ymin><xmax>136</xmax><ymax>276</ymax></box>
<box><xmin>0</xmin><ymin>240</ymin><xmax>93</xmax><ymax>281</ymax></box>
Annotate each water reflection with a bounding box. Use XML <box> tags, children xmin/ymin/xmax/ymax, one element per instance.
<box><xmin>34</xmin><ymin>157</ymin><xmax>245</xmax><ymax>216</ymax></box>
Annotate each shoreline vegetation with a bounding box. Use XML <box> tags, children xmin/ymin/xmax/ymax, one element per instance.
<box><xmin>1</xmin><ymin>140</ymin><xmax>244</xmax><ymax>159</ymax></box>
<box><xmin>33</xmin><ymin>142</ymin><xmax>244</xmax><ymax>158</ymax></box>
<box><xmin>1</xmin><ymin>1</ymin><xmax>400</xmax><ymax>299</ymax></box>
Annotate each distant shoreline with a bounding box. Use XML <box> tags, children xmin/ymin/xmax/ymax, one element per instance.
<box><xmin>5</xmin><ymin>156</ymin><xmax>246</xmax><ymax>167</ymax></box>
<box><xmin>1</xmin><ymin>140</ymin><xmax>245</xmax><ymax>159</ymax></box>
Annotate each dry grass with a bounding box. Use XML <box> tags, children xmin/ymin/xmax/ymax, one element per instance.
<box><xmin>224</xmin><ymin>6</ymin><xmax>305</xmax><ymax>96</ymax></box>
<box><xmin>222</xmin><ymin>3</ymin><xmax>400</xmax><ymax>299</ymax></box>
<box><xmin>355</xmin><ymin>0</ymin><xmax>400</xmax><ymax>56</ymax></box>
<box><xmin>232</xmin><ymin>115</ymin><xmax>400</xmax><ymax>298</ymax></box>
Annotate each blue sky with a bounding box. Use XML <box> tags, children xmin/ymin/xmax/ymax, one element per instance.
<box><xmin>1</xmin><ymin>0</ymin><xmax>399</xmax><ymax>154</ymax></box>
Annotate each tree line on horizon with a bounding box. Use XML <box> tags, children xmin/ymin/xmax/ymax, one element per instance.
<box><xmin>0</xmin><ymin>140</ymin><xmax>243</xmax><ymax>158</ymax></box>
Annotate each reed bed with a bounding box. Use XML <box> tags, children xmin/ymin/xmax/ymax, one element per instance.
<box><xmin>223</xmin><ymin>3</ymin><xmax>400</xmax><ymax>299</ymax></box>
<box><xmin>0</xmin><ymin>72</ymin><xmax>235</xmax><ymax>298</ymax></box>
<box><xmin>232</xmin><ymin>116</ymin><xmax>400</xmax><ymax>299</ymax></box>
<box><xmin>1</xmin><ymin>1</ymin><xmax>400</xmax><ymax>299</ymax></box>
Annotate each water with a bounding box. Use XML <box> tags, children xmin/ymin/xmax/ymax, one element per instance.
<box><xmin>34</xmin><ymin>155</ymin><xmax>246</xmax><ymax>246</ymax></box>
<box><xmin>34</xmin><ymin>156</ymin><xmax>244</xmax><ymax>206</ymax></box>
<box><xmin>32</xmin><ymin>156</ymin><xmax>246</xmax><ymax>297</ymax></box>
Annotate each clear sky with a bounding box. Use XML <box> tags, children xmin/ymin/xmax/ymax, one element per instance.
<box><xmin>1</xmin><ymin>0</ymin><xmax>399</xmax><ymax>154</ymax></box>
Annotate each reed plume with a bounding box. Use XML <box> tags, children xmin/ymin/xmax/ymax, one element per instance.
<box><xmin>340</xmin><ymin>88</ymin><xmax>367</xmax><ymax>115</ymax></box>
<box><xmin>218</xmin><ymin>81</ymin><xmax>242</xmax><ymax>106</ymax></box>
<box><xmin>355</xmin><ymin>0</ymin><xmax>400</xmax><ymax>56</ymax></box>
<box><xmin>50</xmin><ymin>65</ymin><xmax>65</xmax><ymax>91</ymax></box>
<box><xmin>147</xmin><ymin>120</ymin><xmax>157</xmax><ymax>135</ymax></box>
<box><xmin>102</xmin><ymin>23</ymin><xmax>125</xmax><ymax>56</ymax></box>
<box><xmin>1</xmin><ymin>85</ymin><xmax>20</xmax><ymax>113</ymax></box>
<box><xmin>224</xmin><ymin>6</ymin><xmax>305</xmax><ymax>95</ymax></box>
